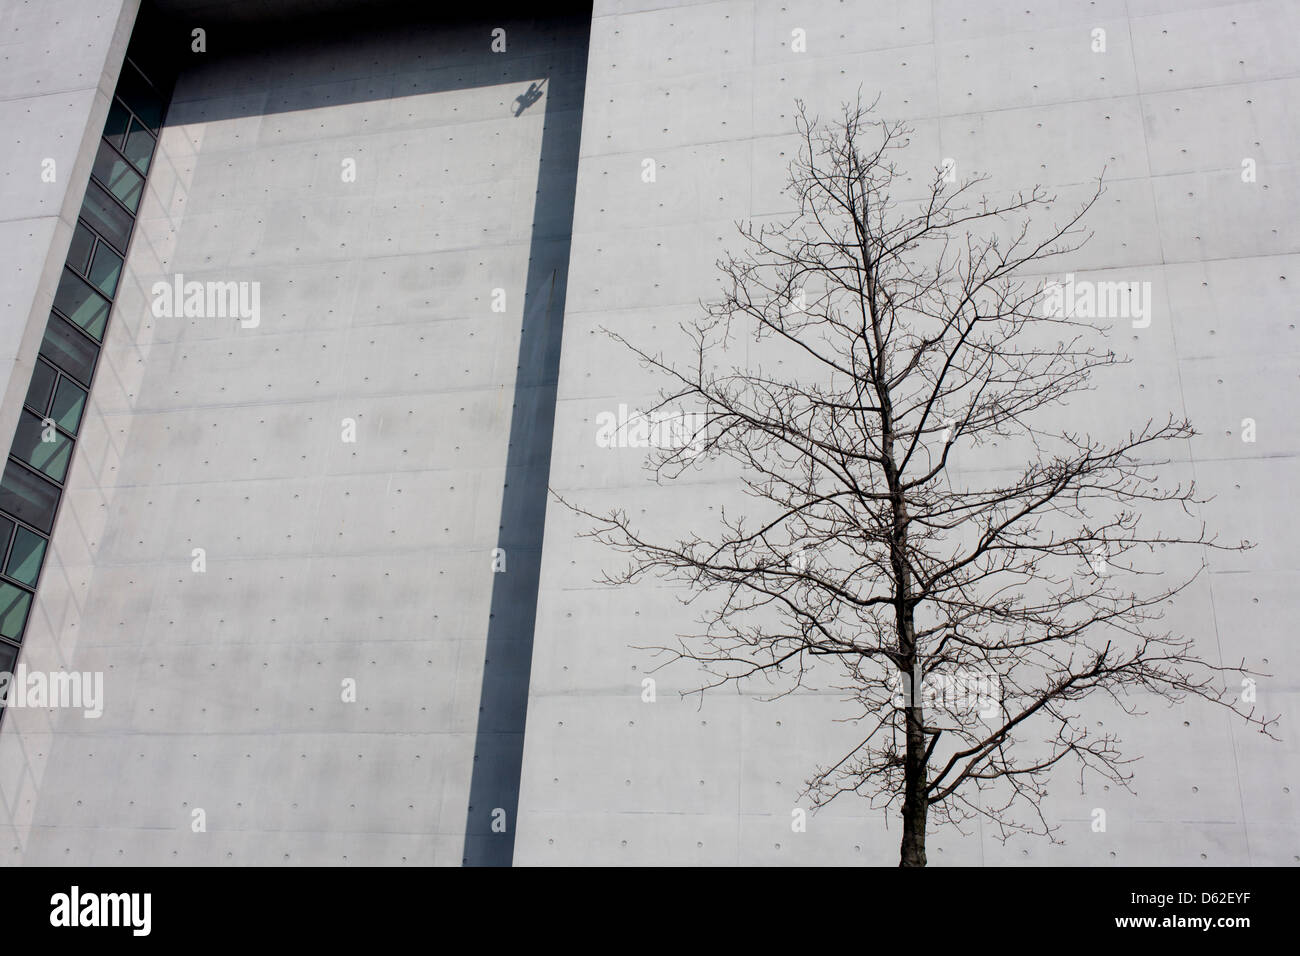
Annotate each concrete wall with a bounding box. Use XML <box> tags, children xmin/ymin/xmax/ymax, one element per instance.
<box><xmin>514</xmin><ymin>0</ymin><xmax>1300</xmax><ymax>865</ymax></box>
<box><xmin>1</xmin><ymin>0</ymin><xmax>1295</xmax><ymax>868</ymax></box>
<box><xmin>0</xmin><ymin>0</ymin><xmax>137</xmax><ymax>481</ymax></box>
<box><xmin>0</xmin><ymin>8</ymin><xmax>589</xmax><ymax>865</ymax></box>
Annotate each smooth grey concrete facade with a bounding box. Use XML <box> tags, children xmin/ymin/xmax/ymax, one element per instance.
<box><xmin>1</xmin><ymin>3</ymin><xmax>588</xmax><ymax>865</ymax></box>
<box><xmin>514</xmin><ymin>0</ymin><xmax>1299</xmax><ymax>865</ymax></box>
<box><xmin>1</xmin><ymin>0</ymin><xmax>1296</xmax><ymax>867</ymax></box>
<box><xmin>0</xmin><ymin>0</ymin><xmax>137</xmax><ymax>484</ymax></box>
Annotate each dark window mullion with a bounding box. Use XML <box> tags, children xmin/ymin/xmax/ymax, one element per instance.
<box><xmin>94</xmin><ymin>134</ymin><xmax>137</xmax><ymax>178</ymax></box>
<box><xmin>0</xmin><ymin>519</ymin><xmax>13</xmax><ymax>574</ymax></box>
<box><xmin>0</xmin><ymin>508</ymin><xmax>52</xmax><ymax>591</ymax></box>
<box><xmin>90</xmin><ymin>138</ymin><xmax>145</xmax><ymax>215</ymax></box>
<box><xmin>108</xmin><ymin>94</ymin><xmax>159</xmax><ymax>156</ymax></box>
<box><xmin>12</xmin><ymin>409</ymin><xmax>77</xmax><ymax>481</ymax></box>
<box><xmin>0</xmin><ymin>511</ymin><xmax>50</xmax><ymax>544</ymax></box>
<box><xmin>42</xmin><ymin>311</ymin><xmax>104</xmax><ymax>388</ymax></box>
<box><xmin>76</xmin><ymin>215</ymin><xmax>116</xmax><ymax>257</ymax></box>
<box><xmin>0</xmin><ymin>568</ymin><xmax>36</xmax><ymax>596</ymax></box>
<box><xmin>7</xmin><ymin>454</ymin><xmax>67</xmax><ymax>495</ymax></box>
<box><xmin>22</xmin><ymin>359</ymin><xmax>58</xmax><ymax>419</ymax></box>
<box><xmin>51</xmin><ymin>267</ymin><xmax>111</xmax><ymax>341</ymax></box>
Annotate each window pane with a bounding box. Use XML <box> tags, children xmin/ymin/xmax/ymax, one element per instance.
<box><xmin>0</xmin><ymin>516</ymin><xmax>12</xmax><ymax>555</ymax></box>
<box><xmin>67</xmin><ymin>222</ymin><xmax>96</xmax><ymax>275</ymax></box>
<box><xmin>0</xmin><ymin>462</ymin><xmax>58</xmax><ymax>534</ymax></box>
<box><xmin>91</xmin><ymin>140</ymin><xmax>143</xmax><ymax>213</ymax></box>
<box><xmin>123</xmin><ymin>119</ymin><xmax>154</xmax><ymax>173</ymax></box>
<box><xmin>6</xmin><ymin>528</ymin><xmax>45</xmax><ymax>588</ymax></box>
<box><xmin>0</xmin><ymin>640</ymin><xmax>18</xmax><ymax>701</ymax></box>
<box><xmin>52</xmin><ymin>268</ymin><xmax>109</xmax><ymax>340</ymax></box>
<box><xmin>79</xmin><ymin>180</ymin><xmax>133</xmax><ymax>254</ymax></box>
<box><xmin>12</xmin><ymin>410</ymin><xmax>73</xmax><ymax>483</ymax></box>
<box><xmin>40</xmin><ymin>314</ymin><xmax>98</xmax><ymax>387</ymax></box>
<box><xmin>88</xmin><ymin>242</ymin><xmax>123</xmax><ymax>298</ymax></box>
<box><xmin>116</xmin><ymin>63</ymin><xmax>164</xmax><ymax>131</ymax></box>
<box><xmin>0</xmin><ymin>582</ymin><xmax>30</xmax><ymax>642</ymax></box>
<box><xmin>23</xmin><ymin>361</ymin><xmax>57</xmax><ymax>416</ymax></box>
<box><xmin>103</xmin><ymin>97</ymin><xmax>131</xmax><ymax>148</ymax></box>
<box><xmin>51</xmin><ymin>379</ymin><xmax>88</xmax><ymax>434</ymax></box>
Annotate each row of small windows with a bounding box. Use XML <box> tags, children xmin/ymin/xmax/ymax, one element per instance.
<box><xmin>0</xmin><ymin>57</ymin><xmax>166</xmax><ymax>676</ymax></box>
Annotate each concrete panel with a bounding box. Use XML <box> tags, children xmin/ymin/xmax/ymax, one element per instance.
<box><xmin>0</xmin><ymin>7</ymin><xmax>590</xmax><ymax>866</ymax></box>
<box><xmin>517</xmin><ymin>0</ymin><xmax>1300</xmax><ymax>865</ymax></box>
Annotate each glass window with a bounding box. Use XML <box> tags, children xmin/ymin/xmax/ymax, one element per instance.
<box><xmin>40</xmin><ymin>314</ymin><xmax>98</xmax><ymax>387</ymax></box>
<box><xmin>0</xmin><ymin>516</ymin><xmax>13</xmax><ymax>554</ymax></box>
<box><xmin>123</xmin><ymin>119</ymin><xmax>155</xmax><ymax>174</ymax></box>
<box><xmin>91</xmin><ymin>140</ymin><xmax>143</xmax><ymax>213</ymax></box>
<box><xmin>51</xmin><ymin>379</ymin><xmax>88</xmax><ymax>434</ymax></box>
<box><xmin>88</xmin><ymin>242</ymin><xmax>123</xmax><ymax>298</ymax></box>
<box><xmin>0</xmin><ymin>461</ymin><xmax>58</xmax><ymax>534</ymax></box>
<box><xmin>0</xmin><ymin>639</ymin><xmax>18</xmax><ymax>702</ymax></box>
<box><xmin>0</xmin><ymin>582</ymin><xmax>30</xmax><ymax>642</ymax></box>
<box><xmin>67</xmin><ymin>222</ymin><xmax>96</xmax><ymax>275</ymax></box>
<box><xmin>23</xmin><ymin>361</ymin><xmax>57</xmax><ymax>415</ymax></box>
<box><xmin>12</xmin><ymin>410</ymin><xmax>73</xmax><ymax>483</ymax></box>
<box><xmin>5</xmin><ymin>528</ymin><xmax>45</xmax><ymax>588</ymax></box>
<box><xmin>103</xmin><ymin>98</ymin><xmax>132</xmax><ymax>148</ymax></box>
<box><xmin>52</xmin><ymin>268</ymin><xmax>109</xmax><ymax>340</ymax></box>
<box><xmin>116</xmin><ymin>63</ymin><xmax>164</xmax><ymax>131</ymax></box>
<box><xmin>0</xmin><ymin>638</ymin><xmax>17</xmax><ymax>676</ymax></box>
<box><xmin>79</xmin><ymin>180</ymin><xmax>133</xmax><ymax>254</ymax></box>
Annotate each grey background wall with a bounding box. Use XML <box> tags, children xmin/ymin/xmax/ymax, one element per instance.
<box><xmin>514</xmin><ymin>0</ymin><xmax>1299</xmax><ymax>865</ymax></box>
<box><xmin>0</xmin><ymin>5</ymin><xmax>589</xmax><ymax>865</ymax></box>
<box><xmin>0</xmin><ymin>0</ymin><xmax>1296</xmax><ymax>867</ymax></box>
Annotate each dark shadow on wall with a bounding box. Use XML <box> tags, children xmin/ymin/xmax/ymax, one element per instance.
<box><xmin>462</xmin><ymin>44</ymin><xmax>586</xmax><ymax>870</ymax></box>
<box><xmin>513</xmin><ymin>80</ymin><xmax>546</xmax><ymax>116</ymax></box>
<box><xmin>145</xmin><ymin>1</ymin><xmax>592</xmax><ymax>867</ymax></box>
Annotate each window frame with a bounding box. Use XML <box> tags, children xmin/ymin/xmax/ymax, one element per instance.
<box><xmin>0</xmin><ymin>51</ymin><xmax>167</xmax><ymax>682</ymax></box>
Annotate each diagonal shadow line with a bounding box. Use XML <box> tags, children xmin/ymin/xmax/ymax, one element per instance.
<box><xmin>461</xmin><ymin>46</ymin><xmax>587</xmax><ymax>865</ymax></box>
<box><xmin>157</xmin><ymin>3</ymin><xmax>593</xmax><ymax>868</ymax></box>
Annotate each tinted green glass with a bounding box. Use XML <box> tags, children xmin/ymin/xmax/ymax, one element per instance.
<box><xmin>23</xmin><ymin>361</ymin><xmax>56</xmax><ymax>415</ymax></box>
<box><xmin>5</xmin><ymin>528</ymin><xmax>45</xmax><ymax>587</ymax></box>
<box><xmin>80</xmin><ymin>180</ymin><xmax>133</xmax><ymax>253</ymax></box>
<box><xmin>40</xmin><ymin>314</ymin><xmax>98</xmax><ymax>386</ymax></box>
<box><xmin>123</xmin><ymin>119</ymin><xmax>154</xmax><ymax>173</ymax></box>
<box><xmin>12</xmin><ymin>410</ymin><xmax>73</xmax><ymax>483</ymax></box>
<box><xmin>51</xmin><ymin>379</ymin><xmax>88</xmax><ymax>434</ymax></box>
<box><xmin>88</xmin><ymin>242</ymin><xmax>123</xmax><ymax>297</ymax></box>
<box><xmin>52</xmin><ymin>269</ymin><xmax>109</xmax><ymax>340</ymax></box>
<box><xmin>67</xmin><ymin>222</ymin><xmax>96</xmax><ymax>275</ymax></box>
<box><xmin>91</xmin><ymin>140</ymin><xmax>143</xmax><ymax>213</ymax></box>
<box><xmin>0</xmin><ymin>582</ymin><xmax>30</xmax><ymax>641</ymax></box>
<box><xmin>0</xmin><ymin>461</ymin><xmax>59</xmax><ymax>534</ymax></box>
<box><xmin>103</xmin><ymin>98</ymin><xmax>131</xmax><ymax>148</ymax></box>
<box><xmin>116</xmin><ymin>63</ymin><xmax>163</xmax><ymax>131</ymax></box>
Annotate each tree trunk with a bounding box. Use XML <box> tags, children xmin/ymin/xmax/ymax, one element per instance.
<box><xmin>899</xmin><ymin>699</ymin><xmax>929</xmax><ymax>866</ymax></box>
<box><xmin>872</xmin><ymin>280</ymin><xmax>928</xmax><ymax>866</ymax></box>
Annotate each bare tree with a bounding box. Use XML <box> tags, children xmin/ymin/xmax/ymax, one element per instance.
<box><xmin>560</xmin><ymin>96</ymin><xmax>1277</xmax><ymax>866</ymax></box>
